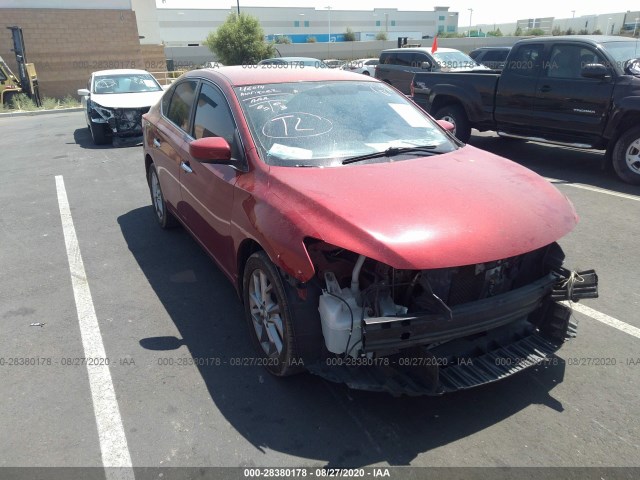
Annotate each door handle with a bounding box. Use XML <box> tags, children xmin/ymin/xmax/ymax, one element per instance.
<box><xmin>153</xmin><ymin>138</ymin><xmax>161</xmax><ymax>148</ymax></box>
<box><xmin>180</xmin><ymin>161</ymin><xmax>193</xmax><ymax>174</ymax></box>
<box><xmin>539</xmin><ymin>85</ymin><xmax>552</xmax><ymax>93</ymax></box>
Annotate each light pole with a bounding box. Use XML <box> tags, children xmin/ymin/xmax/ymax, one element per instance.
<box><xmin>571</xmin><ymin>10</ymin><xmax>575</xmax><ymax>18</ymax></box>
<box><xmin>468</xmin><ymin>8</ymin><xmax>473</xmax><ymax>37</ymax></box>
<box><xmin>634</xmin><ymin>17</ymin><xmax>639</xmax><ymax>37</ymax></box>
<box><xmin>236</xmin><ymin>0</ymin><xmax>239</xmax><ymax>16</ymax></box>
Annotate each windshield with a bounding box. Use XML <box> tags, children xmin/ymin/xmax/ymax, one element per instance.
<box><xmin>432</xmin><ymin>51</ymin><xmax>480</xmax><ymax>70</ymax></box>
<box><xmin>92</xmin><ymin>73</ymin><xmax>162</xmax><ymax>94</ymax></box>
<box><xmin>602</xmin><ymin>41</ymin><xmax>640</xmax><ymax>70</ymax></box>
<box><xmin>234</xmin><ymin>80</ymin><xmax>456</xmax><ymax>167</ymax></box>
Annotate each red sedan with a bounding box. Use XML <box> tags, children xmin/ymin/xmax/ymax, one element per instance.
<box><xmin>142</xmin><ymin>66</ymin><xmax>597</xmax><ymax>395</ymax></box>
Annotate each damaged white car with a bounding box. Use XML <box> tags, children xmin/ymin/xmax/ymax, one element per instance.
<box><xmin>78</xmin><ymin>69</ymin><xmax>164</xmax><ymax>146</ymax></box>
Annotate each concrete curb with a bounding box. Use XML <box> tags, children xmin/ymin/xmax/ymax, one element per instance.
<box><xmin>0</xmin><ymin>107</ymin><xmax>83</xmax><ymax>118</ymax></box>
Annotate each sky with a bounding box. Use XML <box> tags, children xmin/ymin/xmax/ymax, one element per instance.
<box><xmin>155</xmin><ymin>1</ymin><xmax>638</xmax><ymax>26</ymax></box>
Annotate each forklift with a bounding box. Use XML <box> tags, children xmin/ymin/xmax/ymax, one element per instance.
<box><xmin>1</xmin><ymin>26</ymin><xmax>41</xmax><ymax>107</ymax></box>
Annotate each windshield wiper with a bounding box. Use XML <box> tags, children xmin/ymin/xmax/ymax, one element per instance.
<box><xmin>342</xmin><ymin>145</ymin><xmax>439</xmax><ymax>165</ymax></box>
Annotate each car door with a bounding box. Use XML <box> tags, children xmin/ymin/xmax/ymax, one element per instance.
<box><xmin>178</xmin><ymin>81</ymin><xmax>243</xmax><ymax>278</ymax></box>
<box><xmin>530</xmin><ymin>43</ymin><xmax>615</xmax><ymax>145</ymax></box>
<box><xmin>151</xmin><ymin>80</ymin><xmax>198</xmax><ymax>213</ymax></box>
<box><xmin>494</xmin><ymin>43</ymin><xmax>543</xmax><ymax>132</ymax></box>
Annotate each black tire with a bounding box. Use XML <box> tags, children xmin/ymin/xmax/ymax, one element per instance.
<box><xmin>242</xmin><ymin>251</ymin><xmax>305</xmax><ymax>377</ymax></box>
<box><xmin>147</xmin><ymin>163</ymin><xmax>178</xmax><ymax>229</ymax></box>
<box><xmin>89</xmin><ymin>119</ymin><xmax>109</xmax><ymax>145</ymax></box>
<box><xmin>2</xmin><ymin>90</ymin><xmax>17</xmax><ymax>108</ymax></box>
<box><xmin>612</xmin><ymin>125</ymin><xmax>640</xmax><ymax>185</ymax></box>
<box><xmin>433</xmin><ymin>104</ymin><xmax>471</xmax><ymax>143</ymax></box>
<box><xmin>362</xmin><ymin>70</ymin><xmax>370</xmax><ymax>76</ymax></box>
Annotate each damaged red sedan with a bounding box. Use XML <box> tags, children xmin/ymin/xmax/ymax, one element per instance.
<box><xmin>142</xmin><ymin>67</ymin><xmax>597</xmax><ymax>395</ymax></box>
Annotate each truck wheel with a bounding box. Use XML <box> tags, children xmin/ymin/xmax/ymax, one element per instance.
<box><xmin>433</xmin><ymin>105</ymin><xmax>471</xmax><ymax>143</ymax></box>
<box><xmin>612</xmin><ymin>126</ymin><xmax>640</xmax><ymax>185</ymax></box>
<box><xmin>89</xmin><ymin>120</ymin><xmax>109</xmax><ymax>146</ymax></box>
<box><xmin>243</xmin><ymin>251</ymin><xmax>305</xmax><ymax>377</ymax></box>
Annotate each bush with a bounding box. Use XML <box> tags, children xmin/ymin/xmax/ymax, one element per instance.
<box><xmin>514</xmin><ymin>26</ymin><xmax>523</xmax><ymax>36</ymax></box>
<box><xmin>275</xmin><ymin>36</ymin><xmax>291</xmax><ymax>44</ymax></box>
<box><xmin>41</xmin><ymin>97</ymin><xmax>59</xmax><ymax>110</ymax></box>
<box><xmin>306</xmin><ymin>36</ymin><xmax>317</xmax><ymax>43</ymax></box>
<box><xmin>204</xmin><ymin>13</ymin><xmax>275</xmax><ymax>65</ymax></box>
<box><xmin>344</xmin><ymin>28</ymin><xmax>356</xmax><ymax>42</ymax></box>
<box><xmin>565</xmin><ymin>28</ymin><xmax>575</xmax><ymax>35</ymax></box>
<box><xmin>578</xmin><ymin>29</ymin><xmax>589</xmax><ymax>35</ymax></box>
<box><xmin>11</xmin><ymin>93</ymin><xmax>38</xmax><ymax>111</ymax></box>
<box><xmin>525</xmin><ymin>28</ymin><xmax>545</xmax><ymax>36</ymax></box>
<box><xmin>592</xmin><ymin>29</ymin><xmax>603</xmax><ymax>35</ymax></box>
<box><xmin>60</xmin><ymin>95</ymin><xmax>80</xmax><ymax>108</ymax></box>
<box><xmin>375</xmin><ymin>31</ymin><xmax>387</xmax><ymax>41</ymax></box>
<box><xmin>487</xmin><ymin>28</ymin><xmax>503</xmax><ymax>37</ymax></box>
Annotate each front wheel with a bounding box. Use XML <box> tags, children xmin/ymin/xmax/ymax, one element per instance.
<box><xmin>147</xmin><ymin>163</ymin><xmax>178</xmax><ymax>228</ymax></box>
<box><xmin>89</xmin><ymin>119</ymin><xmax>109</xmax><ymax>145</ymax></box>
<box><xmin>612</xmin><ymin>126</ymin><xmax>640</xmax><ymax>185</ymax></box>
<box><xmin>433</xmin><ymin>104</ymin><xmax>471</xmax><ymax>143</ymax></box>
<box><xmin>243</xmin><ymin>251</ymin><xmax>304</xmax><ymax>377</ymax></box>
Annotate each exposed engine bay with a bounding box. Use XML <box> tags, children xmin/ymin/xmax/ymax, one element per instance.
<box><xmin>89</xmin><ymin>102</ymin><xmax>149</xmax><ymax>146</ymax></box>
<box><xmin>304</xmin><ymin>240</ymin><xmax>598</xmax><ymax>395</ymax></box>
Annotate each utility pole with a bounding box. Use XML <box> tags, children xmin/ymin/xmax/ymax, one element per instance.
<box><xmin>468</xmin><ymin>8</ymin><xmax>473</xmax><ymax>37</ymax></box>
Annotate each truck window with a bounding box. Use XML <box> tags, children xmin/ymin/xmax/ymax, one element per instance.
<box><xmin>395</xmin><ymin>52</ymin><xmax>414</xmax><ymax>66</ymax></box>
<box><xmin>547</xmin><ymin>45</ymin><xmax>605</xmax><ymax>78</ymax></box>
<box><xmin>505</xmin><ymin>45</ymin><xmax>542</xmax><ymax>76</ymax></box>
<box><xmin>380</xmin><ymin>52</ymin><xmax>395</xmax><ymax>65</ymax></box>
<box><xmin>412</xmin><ymin>53</ymin><xmax>431</xmax><ymax>68</ymax></box>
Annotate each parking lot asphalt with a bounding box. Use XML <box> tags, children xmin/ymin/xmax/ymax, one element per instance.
<box><xmin>1</xmin><ymin>112</ymin><xmax>639</xmax><ymax>475</ymax></box>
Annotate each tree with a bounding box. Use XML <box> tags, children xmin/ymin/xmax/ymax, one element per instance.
<box><xmin>275</xmin><ymin>35</ymin><xmax>291</xmax><ymax>44</ymax></box>
<box><xmin>578</xmin><ymin>29</ymin><xmax>589</xmax><ymax>35</ymax></box>
<box><xmin>592</xmin><ymin>29</ymin><xmax>602</xmax><ymax>35</ymax></box>
<box><xmin>344</xmin><ymin>28</ymin><xmax>356</xmax><ymax>41</ymax></box>
<box><xmin>487</xmin><ymin>28</ymin><xmax>503</xmax><ymax>37</ymax></box>
<box><xmin>514</xmin><ymin>26</ymin><xmax>523</xmax><ymax>36</ymax></box>
<box><xmin>204</xmin><ymin>13</ymin><xmax>275</xmax><ymax>65</ymax></box>
<box><xmin>552</xmin><ymin>26</ymin><xmax>562</xmax><ymax>36</ymax></box>
<box><xmin>375</xmin><ymin>31</ymin><xmax>388</xmax><ymax>41</ymax></box>
<box><xmin>565</xmin><ymin>28</ymin><xmax>575</xmax><ymax>35</ymax></box>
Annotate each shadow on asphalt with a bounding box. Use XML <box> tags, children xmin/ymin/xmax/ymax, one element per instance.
<box><xmin>118</xmin><ymin>206</ymin><xmax>567</xmax><ymax>468</ymax></box>
<box><xmin>468</xmin><ymin>133</ymin><xmax>640</xmax><ymax>196</ymax></box>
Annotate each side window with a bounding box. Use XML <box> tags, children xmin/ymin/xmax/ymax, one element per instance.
<box><xmin>395</xmin><ymin>52</ymin><xmax>413</xmax><ymax>66</ymax></box>
<box><xmin>192</xmin><ymin>83</ymin><xmax>241</xmax><ymax>159</ymax></box>
<box><xmin>161</xmin><ymin>84</ymin><xmax>175</xmax><ymax>115</ymax></box>
<box><xmin>412</xmin><ymin>53</ymin><xmax>430</xmax><ymax>68</ymax></box>
<box><xmin>547</xmin><ymin>45</ymin><xmax>584</xmax><ymax>79</ymax></box>
<box><xmin>483</xmin><ymin>51</ymin><xmax>504</xmax><ymax>61</ymax></box>
<box><xmin>505</xmin><ymin>45</ymin><xmax>542</xmax><ymax>76</ymax></box>
<box><xmin>166</xmin><ymin>80</ymin><xmax>197</xmax><ymax>133</ymax></box>
<box><xmin>381</xmin><ymin>52</ymin><xmax>396</xmax><ymax>64</ymax></box>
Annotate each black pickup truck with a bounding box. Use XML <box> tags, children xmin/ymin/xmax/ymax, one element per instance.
<box><xmin>412</xmin><ymin>36</ymin><xmax>640</xmax><ymax>184</ymax></box>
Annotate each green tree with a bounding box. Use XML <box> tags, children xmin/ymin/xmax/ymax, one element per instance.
<box><xmin>514</xmin><ymin>26</ymin><xmax>523</xmax><ymax>36</ymax></box>
<box><xmin>375</xmin><ymin>31</ymin><xmax>388</xmax><ymax>41</ymax></box>
<box><xmin>204</xmin><ymin>13</ymin><xmax>275</xmax><ymax>65</ymax></box>
<box><xmin>487</xmin><ymin>28</ymin><xmax>503</xmax><ymax>37</ymax></box>
<box><xmin>344</xmin><ymin>28</ymin><xmax>356</xmax><ymax>41</ymax></box>
<box><xmin>552</xmin><ymin>26</ymin><xmax>562</xmax><ymax>36</ymax></box>
<box><xmin>526</xmin><ymin>28</ymin><xmax>545</xmax><ymax>36</ymax></box>
<box><xmin>565</xmin><ymin>28</ymin><xmax>575</xmax><ymax>35</ymax></box>
<box><xmin>275</xmin><ymin>35</ymin><xmax>291</xmax><ymax>44</ymax></box>
<box><xmin>592</xmin><ymin>29</ymin><xmax>602</xmax><ymax>35</ymax></box>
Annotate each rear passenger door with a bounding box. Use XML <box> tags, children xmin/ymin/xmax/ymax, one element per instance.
<box><xmin>494</xmin><ymin>43</ymin><xmax>543</xmax><ymax>133</ymax></box>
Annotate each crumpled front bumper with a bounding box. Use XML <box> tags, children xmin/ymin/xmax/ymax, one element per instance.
<box><xmin>308</xmin><ymin>269</ymin><xmax>597</xmax><ymax>396</ymax></box>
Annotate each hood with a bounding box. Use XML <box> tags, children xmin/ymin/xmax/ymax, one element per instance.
<box><xmin>90</xmin><ymin>91</ymin><xmax>164</xmax><ymax>109</ymax></box>
<box><xmin>269</xmin><ymin>145</ymin><xmax>577</xmax><ymax>270</ymax></box>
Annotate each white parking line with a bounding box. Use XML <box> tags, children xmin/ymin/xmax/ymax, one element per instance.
<box><xmin>546</xmin><ymin>178</ymin><xmax>640</xmax><ymax>202</ymax></box>
<box><xmin>566</xmin><ymin>302</ymin><xmax>640</xmax><ymax>340</ymax></box>
<box><xmin>55</xmin><ymin>176</ymin><xmax>134</xmax><ymax>480</ymax></box>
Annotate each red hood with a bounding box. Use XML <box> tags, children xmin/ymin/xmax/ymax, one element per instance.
<box><xmin>268</xmin><ymin>145</ymin><xmax>577</xmax><ymax>269</ymax></box>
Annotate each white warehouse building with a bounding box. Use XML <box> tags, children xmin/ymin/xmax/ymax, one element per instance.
<box><xmin>153</xmin><ymin>6</ymin><xmax>460</xmax><ymax>46</ymax></box>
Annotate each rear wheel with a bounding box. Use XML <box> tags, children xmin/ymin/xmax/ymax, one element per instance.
<box><xmin>362</xmin><ymin>70</ymin><xmax>370</xmax><ymax>76</ymax></box>
<box><xmin>243</xmin><ymin>251</ymin><xmax>304</xmax><ymax>377</ymax></box>
<box><xmin>89</xmin><ymin>119</ymin><xmax>109</xmax><ymax>145</ymax></box>
<box><xmin>433</xmin><ymin>104</ymin><xmax>471</xmax><ymax>143</ymax></box>
<box><xmin>612</xmin><ymin>125</ymin><xmax>640</xmax><ymax>185</ymax></box>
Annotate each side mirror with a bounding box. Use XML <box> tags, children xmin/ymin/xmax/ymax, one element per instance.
<box><xmin>421</xmin><ymin>61</ymin><xmax>432</xmax><ymax>70</ymax></box>
<box><xmin>436</xmin><ymin>119</ymin><xmax>455</xmax><ymax>132</ymax></box>
<box><xmin>189</xmin><ymin>136</ymin><xmax>232</xmax><ymax>163</ymax></box>
<box><xmin>624</xmin><ymin>58</ymin><xmax>640</xmax><ymax>76</ymax></box>
<box><xmin>77</xmin><ymin>88</ymin><xmax>90</xmax><ymax>96</ymax></box>
<box><xmin>581</xmin><ymin>64</ymin><xmax>609</xmax><ymax>79</ymax></box>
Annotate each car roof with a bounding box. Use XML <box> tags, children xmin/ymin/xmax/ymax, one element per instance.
<box><xmin>470</xmin><ymin>46</ymin><xmax>511</xmax><ymax>51</ymax></box>
<box><xmin>92</xmin><ymin>69</ymin><xmax>151</xmax><ymax>76</ymax></box>
<box><xmin>182</xmin><ymin>66</ymin><xmax>380</xmax><ymax>86</ymax></box>
<box><xmin>515</xmin><ymin>35</ymin><xmax>636</xmax><ymax>46</ymax></box>
<box><xmin>381</xmin><ymin>47</ymin><xmax>461</xmax><ymax>53</ymax></box>
<box><xmin>262</xmin><ymin>57</ymin><xmax>323</xmax><ymax>62</ymax></box>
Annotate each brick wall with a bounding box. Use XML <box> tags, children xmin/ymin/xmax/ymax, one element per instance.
<box><xmin>0</xmin><ymin>8</ymin><xmax>164</xmax><ymax>99</ymax></box>
<box><xmin>140</xmin><ymin>44</ymin><xmax>167</xmax><ymax>77</ymax></box>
